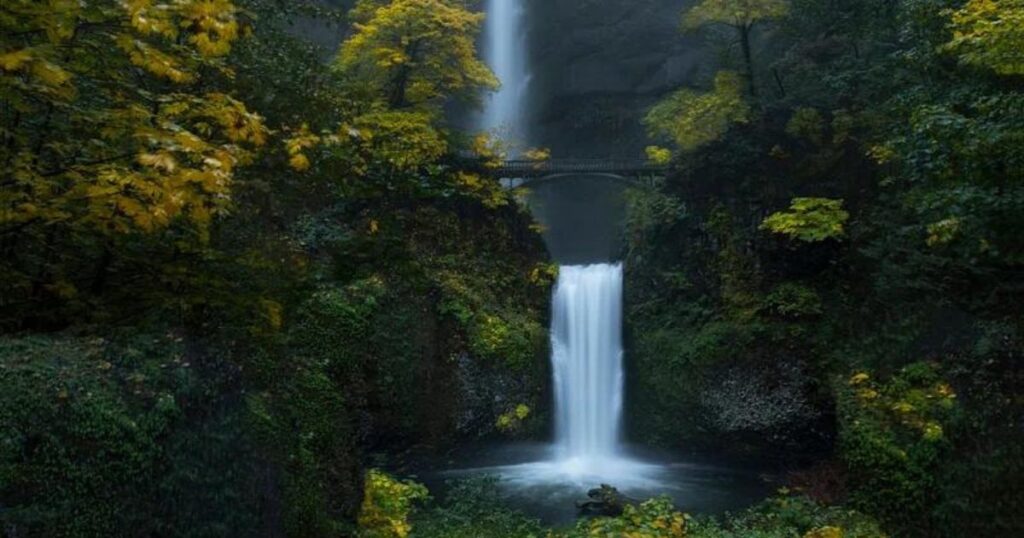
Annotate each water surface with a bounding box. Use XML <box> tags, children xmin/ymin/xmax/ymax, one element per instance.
<box><xmin>420</xmin><ymin>442</ymin><xmax>775</xmax><ymax>526</ymax></box>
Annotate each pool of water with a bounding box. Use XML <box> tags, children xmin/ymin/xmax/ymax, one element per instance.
<box><xmin>416</xmin><ymin>442</ymin><xmax>777</xmax><ymax>526</ymax></box>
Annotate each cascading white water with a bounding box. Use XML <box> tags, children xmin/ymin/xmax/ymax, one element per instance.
<box><xmin>551</xmin><ymin>263</ymin><xmax>625</xmax><ymax>462</ymax></box>
<box><xmin>480</xmin><ymin>0</ymin><xmax>530</xmax><ymax>144</ymax></box>
<box><xmin>436</xmin><ymin>4</ymin><xmax>766</xmax><ymax>511</ymax></box>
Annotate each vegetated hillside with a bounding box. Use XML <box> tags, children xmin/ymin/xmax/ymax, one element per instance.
<box><xmin>0</xmin><ymin>0</ymin><xmax>551</xmax><ymax>535</ymax></box>
<box><xmin>622</xmin><ymin>0</ymin><xmax>1023</xmax><ymax>536</ymax></box>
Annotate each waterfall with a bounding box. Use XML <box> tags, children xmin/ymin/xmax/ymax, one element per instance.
<box><xmin>480</xmin><ymin>0</ymin><xmax>530</xmax><ymax>144</ymax></box>
<box><xmin>551</xmin><ymin>263</ymin><xmax>625</xmax><ymax>461</ymax></box>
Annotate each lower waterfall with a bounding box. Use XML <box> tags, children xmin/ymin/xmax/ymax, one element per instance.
<box><xmin>552</xmin><ymin>263</ymin><xmax>624</xmax><ymax>462</ymax></box>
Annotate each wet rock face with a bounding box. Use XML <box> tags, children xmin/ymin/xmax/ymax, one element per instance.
<box><xmin>697</xmin><ymin>358</ymin><xmax>832</xmax><ymax>456</ymax></box>
<box><xmin>526</xmin><ymin>0</ymin><xmax>703</xmax><ymax>157</ymax></box>
<box><xmin>699</xmin><ymin>360</ymin><xmax>821</xmax><ymax>436</ymax></box>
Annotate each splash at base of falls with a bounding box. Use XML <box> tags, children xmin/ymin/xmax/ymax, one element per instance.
<box><xmin>459</xmin><ymin>454</ymin><xmax>665</xmax><ymax>490</ymax></box>
<box><xmin>429</xmin><ymin>442</ymin><xmax>773</xmax><ymax>525</ymax></box>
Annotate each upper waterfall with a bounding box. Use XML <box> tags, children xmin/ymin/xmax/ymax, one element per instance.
<box><xmin>480</xmin><ymin>0</ymin><xmax>531</xmax><ymax>146</ymax></box>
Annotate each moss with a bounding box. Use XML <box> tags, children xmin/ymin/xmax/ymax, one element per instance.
<box><xmin>0</xmin><ymin>331</ymin><xmax>262</xmax><ymax>537</ymax></box>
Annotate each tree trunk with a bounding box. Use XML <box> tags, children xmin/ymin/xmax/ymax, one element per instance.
<box><xmin>739</xmin><ymin>24</ymin><xmax>757</xmax><ymax>97</ymax></box>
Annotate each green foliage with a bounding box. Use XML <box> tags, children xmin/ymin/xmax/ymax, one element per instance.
<box><xmin>765</xmin><ymin>283</ymin><xmax>822</xmax><ymax>319</ymax></box>
<box><xmin>760</xmin><ymin>198</ymin><xmax>849</xmax><ymax>242</ymax></box>
<box><xmin>411</xmin><ymin>477</ymin><xmax>545</xmax><ymax>538</ymax></box>
<box><xmin>0</xmin><ymin>332</ymin><xmax>262</xmax><ymax>537</ymax></box>
<box><xmin>645</xmin><ymin>71</ymin><xmax>750</xmax><ymax>151</ymax></box>
<box><xmin>786</xmin><ymin>108</ymin><xmax>825</xmax><ymax>145</ymax></box>
<box><xmin>469</xmin><ymin>311</ymin><xmax>547</xmax><ymax>372</ymax></box>
<box><xmin>245</xmin><ymin>348</ymin><xmax>362</xmax><ymax>536</ymax></box>
<box><xmin>838</xmin><ymin>364</ymin><xmax>958</xmax><ymax>535</ymax></box>
<box><xmin>628</xmin><ymin>2</ymin><xmax>1024</xmax><ymax>536</ymax></box>
<box><xmin>688</xmin><ymin>495</ymin><xmax>886</xmax><ymax>538</ymax></box>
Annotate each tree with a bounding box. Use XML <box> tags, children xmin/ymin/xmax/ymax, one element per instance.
<box><xmin>337</xmin><ymin>0</ymin><xmax>497</xmax><ymax>110</ymax></box>
<box><xmin>943</xmin><ymin>0</ymin><xmax>1024</xmax><ymax>76</ymax></box>
<box><xmin>644</xmin><ymin>71</ymin><xmax>750</xmax><ymax>152</ymax></box>
<box><xmin>682</xmin><ymin>0</ymin><xmax>790</xmax><ymax>96</ymax></box>
<box><xmin>0</xmin><ymin>0</ymin><xmax>267</xmax><ymax>324</ymax></box>
<box><xmin>0</xmin><ymin>0</ymin><xmax>265</xmax><ymax>236</ymax></box>
<box><xmin>760</xmin><ymin>197</ymin><xmax>849</xmax><ymax>242</ymax></box>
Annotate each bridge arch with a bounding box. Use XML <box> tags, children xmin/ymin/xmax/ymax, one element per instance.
<box><xmin>486</xmin><ymin>159</ymin><xmax>667</xmax><ymax>189</ymax></box>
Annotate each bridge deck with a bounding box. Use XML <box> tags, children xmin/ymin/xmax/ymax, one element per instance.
<box><xmin>489</xmin><ymin>159</ymin><xmax>666</xmax><ymax>179</ymax></box>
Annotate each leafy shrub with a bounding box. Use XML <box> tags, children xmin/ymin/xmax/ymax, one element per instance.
<box><xmin>0</xmin><ymin>332</ymin><xmax>261</xmax><ymax>537</ymax></box>
<box><xmin>495</xmin><ymin>404</ymin><xmax>532</xmax><ymax>433</ymax></box>
<box><xmin>358</xmin><ymin>470</ymin><xmax>429</xmax><ymax>538</ymax></box>
<box><xmin>786</xmin><ymin>108</ymin><xmax>826</xmax><ymax>145</ymax></box>
<box><xmin>761</xmin><ymin>198</ymin><xmax>849</xmax><ymax>242</ymax></box>
<box><xmin>559</xmin><ymin>496</ymin><xmax>687</xmax><ymax>538</ymax></box>
<box><xmin>837</xmin><ymin>363</ymin><xmax>957</xmax><ymax>536</ymax></box>
<box><xmin>688</xmin><ymin>494</ymin><xmax>886</xmax><ymax>538</ymax></box>
<box><xmin>645</xmin><ymin>71</ymin><xmax>751</xmax><ymax>151</ymax></box>
<box><xmin>412</xmin><ymin>477</ymin><xmax>544</xmax><ymax>538</ymax></box>
<box><xmin>765</xmin><ymin>283</ymin><xmax>823</xmax><ymax>319</ymax></box>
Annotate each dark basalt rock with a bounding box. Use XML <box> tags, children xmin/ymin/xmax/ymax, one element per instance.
<box><xmin>576</xmin><ymin>484</ymin><xmax>638</xmax><ymax>517</ymax></box>
<box><xmin>526</xmin><ymin>0</ymin><xmax>706</xmax><ymax>158</ymax></box>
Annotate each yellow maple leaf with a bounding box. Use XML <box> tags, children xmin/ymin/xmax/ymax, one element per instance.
<box><xmin>0</xmin><ymin>49</ymin><xmax>33</xmax><ymax>71</ymax></box>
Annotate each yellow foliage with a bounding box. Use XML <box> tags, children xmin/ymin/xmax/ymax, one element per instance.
<box><xmin>847</xmin><ymin>364</ymin><xmax>957</xmax><ymax>443</ymax></box>
<box><xmin>683</xmin><ymin>0</ymin><xmax>790</xmax><ymax>30</ymax></box>
<box><xmin>339</xmin><ymin>0</ymin><xmax>497</xmax><ymax>108</ymax></box>
<box><xmin>943</xmin><ymin>0</ymin><xmax>1024</xmax><ymax>76</ymax></box>
<box><xmin>760</xmin><ymin>198</ymin><xmax>849</xmax><ymax>242</ymax></box>
<box><xmin>497</xmin><ymin>404</ymin><xmax>532</xmax><ymax>432</ymax></box>
<box><xmin>644</xmin><ymin>71</ymin><xmax>749</xmax><ymax>151</ymax></box>
<box><xmin>515</xmin><ymin>403</ymin><xmax>530</xmax><ymax>419</ymax></box>
<box><xmin>926</xmin><ymin>218</ymin><xmax>961</xmax><ymax>247</ymax></box>
<box><xmin>339</xmin><ymin>109</ymin><xmax>450</xmax><ymax>176</ymax></box>
<box><xmin>0</xmin><ymin>0</ymin><xmax>259</xmax><ymax>239</ymax></box>
<box><xmin>646</xmin><ymin>146</ymin><xmax>673</xmax><ymax>165</ymax></box>
<box><xmin>867</xmin><ymin>144</ymin><xmax>897</xmax><ymax>165</ymax></box>
<box><xmin>118</xmin><ymin>34</ymin><xmax>195</xmax><ymax>83</ymax></box>
<box><xmin>524</xmin><ymin>147</ymin><xmax>552</xmax><ymax>162</ymax></box>
<box><xmin>472</xmin><ymin>132</ymin><xmax>507</xmax><ymax>167</ymax></box>
<box><xmin>358</xmin><ymin>470</ymin><xmax>429</xmax><ymax>538</ymax></box>
<box><xmin>285</xmin><ymin>124</ymin><xmax>321</xmax><ymax>172</ymax></box>
<box><xmin>580</xmin><ymin>497</ymin><xmax>687</xmax><ymax>537</ymax></box>
<box><xmin>529</xmin><ymin>263</ymin><xmax>559</xmax><ymax>286</ymax></box>
<box><xmin>0</xmin><ymin>49</ymin><xmax>33</xmax><ymax>71</ymax></box>
<box><xmin>804</xmin><ymin>527</ymin><xmax>843</xmax><ymax>538</ymax></box>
